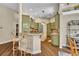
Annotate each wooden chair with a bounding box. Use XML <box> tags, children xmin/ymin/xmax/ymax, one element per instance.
<box><xmin>18</xmin><ymin>33</ymin><xmax>26</xmax><ymax>56</ymax></box>
<box><xmin>12</xmin><ymin>33</ymin><xmax>32</xmax><ymax>56</ymax></box>
<box><xmin>18</xmin><ymin>33</ymin><xmax>32</xmax><ymax>56</ymax></box>
<box><xmin>68</xmin><ymin>38</ymin><xmax>78</xmax><ymax>56</ymax></box>
<box><xmin>12</xmin><ymin>33</ymin><xmax>24</xmax><ymax>56</ymax></box>
<box><xmin>12</xmin><ymin>33</ymin><xmax>17</xmax><ymax>56</ymax></box>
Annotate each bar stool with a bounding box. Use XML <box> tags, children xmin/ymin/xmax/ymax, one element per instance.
<box><xmin>68</xmin><ymin>38</ymin><xmax>78</xmax><ymax>56</ymax></box>
<box><xmin>12</xmin><ymin>33</ymin><xmax>18</xmax><ymax>56</ymax></box>
<box><xmin>18</xmin><ymin>33</ymin><xmax>32</xmax><ymax>56</ymax></box>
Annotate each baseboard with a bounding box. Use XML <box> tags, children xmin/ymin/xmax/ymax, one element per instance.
<box><xmin>0</xmin><ymin>38</ymin><xmax>19</xmax><ymax>44</ymax></box>
<box><xmin>0</xmin><ymin>40</ymin><xmax>12</xmax><ymax>44</ymax></box>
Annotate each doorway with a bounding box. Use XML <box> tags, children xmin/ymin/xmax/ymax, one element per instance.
<box><xmin>16</xmin><ymin>24</ymin><xmax>19</xmax><ymax>38</ymax></box>
<box><xmin>47</xmin><ymin>13</ymin><xmax>60</xmax><ymax>47</ymax></box>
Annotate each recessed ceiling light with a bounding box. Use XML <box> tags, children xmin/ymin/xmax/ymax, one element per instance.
<box><xmin>29</xmin><ymin>9</ymin><xmax>32</xmax><ymax>11</ymax></box>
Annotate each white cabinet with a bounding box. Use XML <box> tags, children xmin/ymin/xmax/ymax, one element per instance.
<box><xmin>19</xmin><ymin>33</ymin><xmax>41</xmax><ymax>54</ymax></box>
<box><xmin>33</xmin><ymin>35</ymin><xmax>41</xmax><ymax>53</ymax></box>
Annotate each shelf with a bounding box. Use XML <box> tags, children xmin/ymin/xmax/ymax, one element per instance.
<box><xmin>67</xmin><ymin>29</ymin><xmax>79</xmax><ymax>30</ymax></box>
<box><xmin>68</xmin><ymin>29</ymin><xmax>79</xmax><ymax>30</ymax></box>
<box><xmin>62</xmin><ymin>10</ymin><xmax>79</xmax><ymax>15</ymax></box>
<box><xmin>67</xmin><ymin>45</ymin><xmax>79</xmax><ymax>49</ymax></box>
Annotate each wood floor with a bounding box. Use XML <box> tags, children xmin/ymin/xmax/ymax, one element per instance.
<box><xmin>0</xmin><ymin>41</ymin><xmax>60</xmax><ymax>56</ymax></box>
<box><xmin>0</xmin><ymin>42</ymin><xmax>13</xmax><ymax>56</ymax></box>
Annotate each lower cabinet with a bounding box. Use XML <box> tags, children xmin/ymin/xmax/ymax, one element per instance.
<box><xmin>19</xmin><ymin>34</ymin><xmax>41</xmax><ymax>54</ymax></box>
<box><xmin>51</xmin><ymin>35</ymin><xmax>59</xmax><ymax>46</ymax></box>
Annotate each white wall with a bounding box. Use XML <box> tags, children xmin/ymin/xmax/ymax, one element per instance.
<box><xmin>0</xmin><ymin>5</ymin><xmax>18</xmax><ymax>44</ymax></box>
<box><xmin>60</xmin><ymin>14</ymin><xmax>79</xmax><ymax>48</ymax></box>
<box><xmin>41</xmin><ymin>23</ymin><xmax>47</xmax><ymax>41</ymax></box>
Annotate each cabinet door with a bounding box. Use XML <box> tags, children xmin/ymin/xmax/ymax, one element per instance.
<box><xmin>51</xmin><ymin>35</ymin><xmax>59</xmax><ymax>46</ymax></box>
<box><xmin>20</xmin><ymin>39</ymin><xmax>27</xmax><ymax>49</ymax></box>
<box><xmin>33</xmin><ymin>36</ymin><xmax>41</xmax><ymax>51</ymax></box>
<box><xmin>19</xmin><ymin>35</ymin><xmax>33</xmax><ymax>51</ymax></box>
<box><xmin>22</xmin><ymin>15</ymin><xmax>31</xmax><ymax>32</ymax></box>
<box><xmin>27</xmin><ymin>36</ymin><xmax>33</xmax><ymax>50</ymax></box>
<box><xmin>20</xmin><ymin>35</ymin><xmax>28</xmax><ymax>49</ymax></box>
<box><xmin>47</xmin><ymin>23</ymin><xmax>51</xmax><ymax>37</ymax></box>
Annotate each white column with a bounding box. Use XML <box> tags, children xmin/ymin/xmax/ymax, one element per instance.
<box><xmin>41</xmin><ymin>23</ymin><xmax>47</xmax><ymax>41</ymax></box>
<box><xmin>19</xmin><ymin>3</ymin><xmax>22</xmax><ymax>33</ymax></box>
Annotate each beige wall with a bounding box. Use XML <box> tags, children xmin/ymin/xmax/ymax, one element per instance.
<box><xmin>0</xmin><ymin>5</ymin><xmax>18</xmax><ymax>44</ymax></box>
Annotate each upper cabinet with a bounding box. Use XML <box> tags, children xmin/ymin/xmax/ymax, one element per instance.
<box><xmin>47</xmin><ymin>14</ymin><xmax>60</xmax><ymax>37</ymax></box>
<box><xmin>22</xmin><ymin>15</ymin><xmax>43</xmax><ymax>33</ymax></box>
<box><xmin>59</xmin><ymin>3</ymin><xmax>79</xmax><ymax>15</ymax></box>
<box><xmin>51</xmin><ymin>14</ymin><xmax>60</xmax><ymax>32</ymax></box>
<box><xmin>22</xmin><ymin>15</ymin><xmax>31</xmax><ymax>32</ymax></box>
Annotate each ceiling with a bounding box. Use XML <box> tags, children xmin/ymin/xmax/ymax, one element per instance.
<box><xmin>0</xmin><ymin>3</ymin><xmax>59</xmax><ymax>19</ymax></box>
<box><xmin>22</xmin><ymin>3</ymin><xmax>59</xmax><ymax>19</ymax></box>
<box><xmin>0</xmin><ymin>3</ymin><xmax>19</xmax><ymax>12</ymax></box>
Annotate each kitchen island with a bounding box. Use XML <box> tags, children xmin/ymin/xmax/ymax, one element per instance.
<box><xmin>18</xmin><ymin>33</ymin><xmax>42</xmax><ymax>54</ymax></box>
